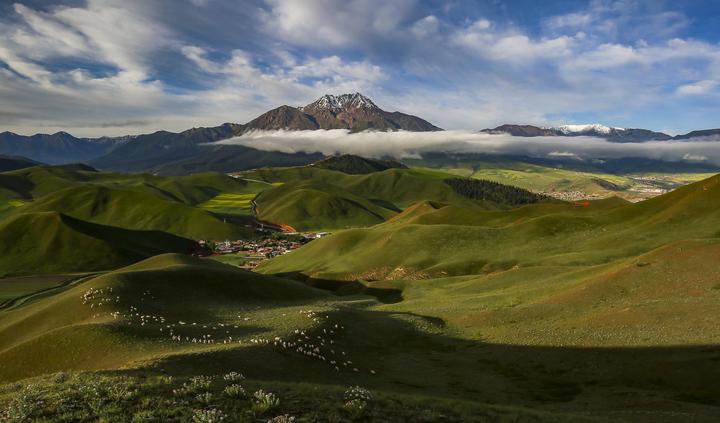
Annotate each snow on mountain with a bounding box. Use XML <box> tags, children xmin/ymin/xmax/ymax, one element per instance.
<box><xmin>553</xmin><ymin>123</ymin><xmax>624</xmax><ymax>134</ymax></box>
<box><xmin>301</xmin><ymin>93</ymin><xmax>378</xmax><ymax>111</ymax></box>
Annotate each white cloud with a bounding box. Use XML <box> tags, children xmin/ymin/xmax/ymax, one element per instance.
<box><xmin>545</xmin><ymin>12</ymin><xmax>593</xmax><ymax>30</ymax></box>
<box><xmin>411</xmin><ymin>15</ymin><xmax>439</xmax><ymax>39</ymax></box>
<box><xmin>0</xmin><ymin>0</ymin><xmax>718</xmax><ymax>137</ymax></box>
<box><xmin>682</xmin><ymin>153</ymin><xmax>708</xmax><ymax>161</ymax></box>
<box><xmin>676</xmin><ymin>80</ymin><xmax>718</xmax><ymax>96</ymax></box>
<box><xmin>451</xmin><ymin>19</ymin><xmax>578</xmax><ymax>62</ymax></box>
<box><xmin>214</xmin><ymin>129</ymin><xmax>720</xmax><ymax>166</ymax></box>
<box><xmin>260</xmin><ymin>0</ymin><xmax>417</xmax><ymax>47</ymax></box>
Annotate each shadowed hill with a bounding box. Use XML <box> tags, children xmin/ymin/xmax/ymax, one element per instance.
<box><xmin>312</xmin><ymin>154</ymin><xmax>408</xmax><ymax>174</ymax></box>
<box><xmin>0</xmin><ymin>166</ymin><xmax>264</xmax><ymax>238</ymax></box>
<box><xmin>21</xmin><ymin>185</ymin><xmax>249</xmax><ymax>240</ymax></box>
<box><xmin>0</xmin><ymin>155</ymin><xmax>41</xmax><ymax>172</ymax></box>
<box><xmin>0</xmin><ymin>213</ymin><xmax>197</xmax><ymax>277</ymax></box>
<box><xmin>0</xmin><ymin>254</ymin><xmax>327</xmax><ymax>380</ymax></box>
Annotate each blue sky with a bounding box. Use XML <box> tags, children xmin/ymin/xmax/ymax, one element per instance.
<box><xmin>0</xmin><ymin>0</ymin><xmax>718</xmax><ymax>136</ymax></box>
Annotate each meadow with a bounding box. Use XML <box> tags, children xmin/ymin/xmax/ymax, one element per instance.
<box><xmin>1</xmin><ymin>161</ymin><xmax>719</xmax><ymax>422</ymax></box>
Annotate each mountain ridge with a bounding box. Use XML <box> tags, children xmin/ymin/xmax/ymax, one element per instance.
<box><xmin>480</xmin><ymin>123</ymin><xmax>719</xmax><ymax>142</ymax></box>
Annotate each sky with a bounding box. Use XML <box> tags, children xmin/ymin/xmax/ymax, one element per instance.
<box><xmin>0</xmin><ymin>0</ymin><xmax>719</xmax><ymax>137</ymax></box>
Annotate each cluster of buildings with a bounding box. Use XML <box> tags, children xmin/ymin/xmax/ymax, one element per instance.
<box><xmin>198</xmin><ymin>232</ymin><xmax>329</xmax><ymax>267</ymax></box>
<box><xmin>536</xmin><ymin>190</ymin><xmax>608</xmax><ymax>201</ymax></box>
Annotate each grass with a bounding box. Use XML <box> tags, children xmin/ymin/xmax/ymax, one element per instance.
<box><xmin>407</xmin><ymin>160</ymin><xmax>717</xmax><ymax>201</ymax></box>
<box><xmin>209</xmin><ymin>254</ymin><xmax>250</xmax><ymax>267</ymax></box>
<box><xmin>4</xmin><ymin>255</ymin><xmax>720</xmax><ymax>421</ymax></box>
<box><xmin>198</xmin><ymin>193</ymin><xmax>257</xmax><ymax>214</ymax></box>
<box><xmin>0</xmin><ymin>275</ymin><xmax>69</xmax><ymax>304</ymax></box>
<box><xmin>1</xmin><ymin>252</ymin><xmax>719</xmax><ymax>420</ymax></box>
<box><xmin>257</xmin><ymin>174</ymin><xmax>720</xmax><ymax>280</ymax></box>
<box><xmin>240</xmin><ymin>166</ymin><xmax>520</xmax><ymax>230</ymax></box>
<box><xmin>2</xmin><ymin>165</ymin><xmax>720</xmax><ymax>421</ymax></box>
<box><xmin>0</xmin><ymin>373</ymin><xmax>602</xmax><ymax>423</ymax></box>
<box><xmin>0</xmin><ymin>166</ymin><xmax>266</xmax><ymax>240</ymax></box>
<box><xmin>0</xmin><ymin>212</ymin><xmax>197</xmax><ymax>277</ymax></box>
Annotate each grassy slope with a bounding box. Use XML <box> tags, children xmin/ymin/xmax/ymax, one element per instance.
<box><xmin>407</xmin><ymin>158</ymin><xmax>717</xmax><ymax>200</ymax></box>
<box><xmin>422</xmin><ymin>162</ymin><xmax>633</xmax><ymax>194</ymax></box>
<box><xmin>0</xmin><ymin>166</ymin><xmax>267</xmax><ymax>238</ymax></box>
<box><xmin>1</xmin><ymin>254</ymin><xmax>718</xmax><ymax>421</ymax></box>
<box><xmin>0</xmin><ymin>212</ymin><xmax>197</xmax><ymax>277</ymax></box>
<box><xmin>0</xmin><ymin>254</ymin><xmax>329</xmax><ymax>380</ymax></box>
<box><xmin>366</xmin><ymin>239</ymin><xmax>720</xmax><ymax>346</ymax></box>
<box><xmin>0</xmin><ymin>275</ymin><xmax>69</xmax><ymax>304</ymax></box>
<box><xmin>21</xmin><ymin>185</ymin><xmax>247</xmax><ymax>240</ymax></box>
<box><xmin>254</xmin><ymin>180</ymin><xmax>397</xmax><ymax>230</ymax></box>
<box><xmin>258</xmin><ymin>174</ymin><xmax>720</xmax><ymax>279</ymax></box>
<box><xmin>242</xmin><ymin>167</ymin><xmax>499</xmax><ymax>230</ymax></box>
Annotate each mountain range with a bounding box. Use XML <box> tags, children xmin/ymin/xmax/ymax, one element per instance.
<box><xmin>481</xmin><ymin>123</ymin><xmax>720</xmax><ymax>142</ymax></box>
<box><xmin>2</xmin><ymin>93</ymin><xmax>719</xmax><ymax>175</ymax></box>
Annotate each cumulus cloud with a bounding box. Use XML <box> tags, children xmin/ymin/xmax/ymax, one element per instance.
<box><xmin>676</xmin><ymin>80</ymin><xmax>718</xmax><ymax>96</ymax></box>
<box><xmin>213</xmin><ymin>130</ymin><xmax>720</xmax><ymax>166</ymax></box>
<box><xmin>260</xmin><ymin>0</ymin><xmax>417</xmax><ymax>47</ymax></box>
<box><xmin>0</xmin><ymin>1</ymin><xmax>719</xmax><ymax>137</ymax></box>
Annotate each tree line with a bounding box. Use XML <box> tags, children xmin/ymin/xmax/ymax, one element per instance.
<box><xmin>445</xmin><ymin>178</ymin><xmax>548</xmax><ymax>206</ymax></box>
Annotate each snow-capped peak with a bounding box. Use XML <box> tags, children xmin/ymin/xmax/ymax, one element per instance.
<box><xmin>302</xmin><ymin>93</ymin><xmax>378</xmax><ymax>111</ymax></box>
<box><xmin>554</xmin><ymin>123</ymin><xmax>624</xmax><ymax>134</ymax></box>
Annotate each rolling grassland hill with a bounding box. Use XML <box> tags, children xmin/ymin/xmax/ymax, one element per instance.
<box><xmin>258</xmin><ymin>173</ymin><xmax>720</xmax><ymax>282</ymax></box>
<box><xmin>1</xmin><ymin>253</ymin><xmax>718</xmax><ymax>421</ymax></box>
<box><xmin>0</xmin><ymin>155</ymin><xmax>41</xmax><ymax>172</ymax></box>
<box><xmin>0</xmin><ymin>158</ymin><xmax>718</xmax><ymax>421</ymax></box>
<box><xmin>241</xmin><ymin>165</ymin><xmax>551</xmax><ymax>230</ymax></box>
<box><xmin>0</xmin><ymin>212</ymin><xmax>197</xmax><ymax>277</ymax></box>
<box><xmin>0</xmin><ymin>165</ymin><xmax>268</xmax><ymax>239</ymax></box>
<box><xmin>312</xmin><ymin>154</ymin><xmax>408</xmax><ymax>174</ymax></box>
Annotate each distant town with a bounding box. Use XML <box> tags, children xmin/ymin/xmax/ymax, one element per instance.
<box><xmin>197</xmin><ymin>231</ymin><xmax>330</xmax><ymax>268</ymax></box>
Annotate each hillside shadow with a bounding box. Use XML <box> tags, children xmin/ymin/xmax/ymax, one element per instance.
<box><xmin>271</xmin><ymin>271</ymin><xmax>403</xmax><ymax>303</ymax></box>
<box><xmin>138</xmin><ymin>306</ymin><xmax>720</xmax><ymax>420</ymax></box>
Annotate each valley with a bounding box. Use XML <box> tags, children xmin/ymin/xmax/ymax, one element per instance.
<box><xmin>1</xmin><ymin>152</ymin><xmax>719</xmax><ymax>422</ymax></box>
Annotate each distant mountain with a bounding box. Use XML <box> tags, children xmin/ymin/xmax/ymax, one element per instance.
<box><xmin>92</xmin><ymin>93</ymin><xmax>439</xmax><ymax>173</ymax></box>
<box><xmin>482</xmin><ymin>124</ymin><xmax>564</xmax><ymax>137</ymax></box>
<box><xmin>0</xmin><ymin>155</ymin><xmax>41</xmax><ymax>172</ymax></box>
<box><xmin>312</xmin><ymin>154</ymin><xmax>408</xmax><ymax>174</ymax></box>
<box><xmin>481</xmin><ymin>124</ymin><xmax>673</xmax><ymax>142</ymax></box>
<box><xmin>0</xmin><ymin>131</ymin><xmax>128</xmax><ymax>164</ymax></box>
<box><xmin>673</xmin><ymin>129</ymin><xmax>720</xmax><ymax>140</ymax></box>
<box><xmin>247</xmin><ymin>93</ymin><xmax>442</xmax><ymax>132</ymax></box>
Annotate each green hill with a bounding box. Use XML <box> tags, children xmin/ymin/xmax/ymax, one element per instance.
<box><xmin>0</xmin><ymin>155</ymin><xmax>40</xmax><ymax>172</ymax></box>
<box><xmin>242</xmin><ymin>167</ymin><xmax>549</xmax><ymax>230</ymax></box>
<box><xmin>254</xmin><ymin>180</ymin><xmax>397</xmax><ymax>230</ymax></box>
<box><xmin>0</xmin><ymin>166</ymin><xmax>269</xmax><ymax>238</ymax></box>
<box><xmin>21</xmin><ymin>185</ymin><xmax>248</xmax><ymax>240</ymax></box>
<box><xmin>312</xmin><ymin>154</ymin><xmax>408</xmax><ymax>174</ymax></box>
<box><xmin>257</xmin><ymin>174</ymin><xmax>720</xmax><ymax>280</ymax></box>
<box><xmin>2</xmin><ymin>252</ymin><xmax>718</xmax><ymax>421</ymax></box>
<box><xmin>0</xmin><ymin>212</ymin><xmax>197</xmax><ymax>277</ymax></box>
<box><xmin>0</xmin><ymin>253</ymin><xmax>328</xmax><ymax>380</ymax></box>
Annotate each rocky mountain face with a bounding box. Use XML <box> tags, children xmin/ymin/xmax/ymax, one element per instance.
<box><xmin>90</xmin><ymin>93</ymin><xmax>440</xmax><ymax>173</ymax></box>
<box><xmin>2</xmin><ymin>93</ymin><xmax>439</xmax><ymax>168</ymax></box>
<box><xmin>481</xmin><ymin>124</ymin><xmax>684</xmax><ymax>142</ymax></box>
<box><xmin>482</xmin><ymin>124</ymin><xmax>564</xmax><ymax>137</ymax></box>
<box><xmin>245</xmin><ymin>93</ymin><xmax>441</xmax><ymax>132</ymax></box>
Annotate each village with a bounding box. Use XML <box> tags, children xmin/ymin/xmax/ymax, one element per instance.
<box><xmin>198</xmin><ymin>231</ymin><xmax>330</xmax><ymax>269</ymax></box>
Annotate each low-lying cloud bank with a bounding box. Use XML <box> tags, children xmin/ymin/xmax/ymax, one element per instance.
<box><xmin>213</xmin><ymin>129</ymin><xmax>720</xmax><ymax>165</ymax></box>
